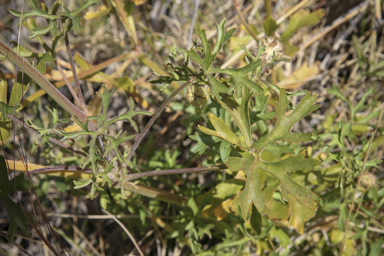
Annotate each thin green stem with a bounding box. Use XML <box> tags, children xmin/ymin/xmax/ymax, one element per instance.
<box><xmin>114</xmin><ymin>0</ymin><xmax>138</xmax><ymax>47</ymax></box>
<box><xmin>233</xmin><ymin>0</ymin><xmax>259</xmax><ymax>42</ymax></box>
<box><xmin>0</xmin><ymin>39</ymin><xmax>89</xmax><ymax>125</ymax></box>
<box><xmin>122</xmin><ymin>183</ymin><xmax>188</xmax><ymax>206</ymax></box>
<box><xmin>125</xmin><ymin>79</ymin><xmax>194</xmax><ymax>162</ymax></box>
<box><xmin>124</xmin><ymin>165</ymin><xmax>226</xmax><ymax>182</ymax></box>
<box><xmin>56</xmin><ymin>59</ymin><xmax>81</xmax><ymax>106</ymax></box>
<box><xmin>187</xmin><ymin>0</ymin><xmax>200</xmax><ymax>49</ymax></box>
<box><xmin>64</xmin><ymin>22</ymin><xmax>88</xmax><ymax>114</ymax></box>
<box><xmin>28</xmin><ymin>166</ymin><xmax>92</xmax><ymax>175</ymax></box>
<box><xmin>7</xmin><ymin>114</ymin><xmax>87</xmax><ymax>157</ymax></box>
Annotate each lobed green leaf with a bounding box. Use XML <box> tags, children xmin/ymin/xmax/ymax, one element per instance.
<box><xmin>261</xmin><ymin>88</ymin><xmax>319</xmax><ymax>147</ymax></box>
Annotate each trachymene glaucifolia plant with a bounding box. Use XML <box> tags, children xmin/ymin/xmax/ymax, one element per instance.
<box><xmin>3</xmin><ymin>0</ymin><xmax>366</xmax><ymax>254</ymax></box>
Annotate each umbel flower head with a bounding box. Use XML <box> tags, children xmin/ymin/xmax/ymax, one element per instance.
<box><xmin>256</xmin><ymin>36</ymin><xmax>291</xmax><ymax>66</ymax></box>
<box><xmin>359</xmin><ymin>172</ymin><xmax>377</xmax><ymax>188</ymax></box>
<box><xmin>186</xmin><ymin>84</ymin><xmax>210</xmax><ymax>108</ymax></box>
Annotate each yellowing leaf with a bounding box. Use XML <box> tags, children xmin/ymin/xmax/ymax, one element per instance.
<box><xmin>63</xmin><ymin>122</ymin><xmax>82</xmax><ymax>132</ymax></box>
<box><xmin>229</xmin><ymin>35</ymin><xmax>253</xmax><ymax>52</ymax></box>
<box><xmin>281</xmin><ymin>9</ymin><xmax>324</xmax><ymax>43</ymax></box>
<box><xmin>9</xmin><ymin>72</ymin><xmax>30</xmax><ymax>106</ymax></box>
<box><xmin>0</xmin><ymin>71</ymin><xmax>7</xmax><ymax>103</ymax></box>
<box><xmin>234</xmin><ymin>170</ymin><xmax>246</xmax><ymax>181</ymax></box>
<box><xmin>36</xmin><ymin>170</ymin><xmax>94</xmax><ymax>180</ymax></box>
<box><xmin>73</xmin><ymin>52</ymin><xmax>93</xmax><ymax>70</ymax></box>
<box><xmin>288</xmin><ymin>193</ymin><xmax>317</xmax><ymax>234</ymax></box>
<box><xmin>73</xmin><ymin>53</ymin><xmax>109</xmax><ymax>82</ymax></box>
<box><xmin>0</xmin><ymin>120</ymin><xmax>12</xmax><ymax>145</ymax></box>
<box><xmin>6</xmin><ymin>160</ymin><xmax>44</xmax><ymax>171</ymax></box>
<box><xmin>45</xmin><ymin>69</ymin><xmax>73</xmax><ymax>80</ymax></box>
<box><xmin>0</xmin><ymin>76</ymin><xmax>12</xmax><ymax>144</ymax></box>
<box><xmin>199</xmin><ymin>179</ymin><xmax>244</xmax><ymax>218</ymax></box>
<box><xmin>213</xmin><ymin>203</ymin><xmax>226</xmax><ymax>220</ymax></box>
<box><xmin>84</xmin><ymin>5</ymin><xmax>111</xmax><ymax>20</ymax></box>
<box><xmin>351</xmin><ymin>123</ymin><xmax>373</xmax><ymax>135</ymax></box>
<box><xmin>8</xmin><ymin>159</ymin><xmax>98</xmax><ymax>181</ymax></box>
<box><xmin>114</xmin><ymin>76</ymin><xmax>149</xmax><ymax>109</ymax></box>
<box><xmin>133</xmin><ymin>0</ymin><xmax>146</xmax><ymax>5</ymax></box>
<box><xmin>214</xmin><ymin>198</ymin><xmax>234</xmax><ymax>220</ymax></box>
<box><xmin>264</xmin><ymin>199</ymin><xmax>289</xmax><ymax>221</ymax></box>
<box><xmin>279</xmin><ymin>61</ymin><xmax>320</xmax><ymax>89</ymax></box>
<box><xmin>199</xmin><ymin>114</ymin><xmax>242</xmax><ymax>147</ymax></box>
<box><xmin>227</xmin><ymin>151</ymin><xmax>320</xmax><ymax>221</ymax></box>
<box><xmin>329</xmin><ymin>229</ymin><xmax>356</xmax><ymax>255</ymax></box>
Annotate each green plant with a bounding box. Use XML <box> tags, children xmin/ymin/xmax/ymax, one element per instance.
<box><xmin>1</xmin><ymin>0</ymin><xmax>383</xmax><ymax>255</ymax></box>
<box><xmin>155</xmin><ymin>18</ymin><xmax>322</xmax><ymax>222</ymax></box>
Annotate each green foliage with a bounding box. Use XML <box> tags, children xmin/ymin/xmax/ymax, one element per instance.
<box><xmin>227</xmin><ymin>151</ymin><xmax>320</xmax><ymax>220</ymax></box>
<box><xmin>9</xmin><ymin>0</ymin><xmax>61</xmax><ymax>28</ymax></box>
<box><xmin>321</xmin><ymin>87</ymin><xmax>382</xmax><ymax>192</ymax></box>
<box><xmin>280</xmin><ymin>9</ymin><xmax>324</xmax><ymax>43</ymax></box>
<box><xmin>352</xmin><ymin>32</ymin><xmax>384</xmax><ymax>79</ymax></box>
<box><xmin>263</xmin><ymin>15</ymin><xmax>278</xmax><ymax>36</ymax></box>
<box><xmin>153</xmin><ymin>18</ymin><xmax>322</xmax><ymax>238</ymax></box>
<box><xmin>9</xmin><ymin>0</ymin><xmax>100</xmax><ymax>38</ymax></box>
<box><xmin>0</xmin><ymin>156</ymin><xmax>32</xmax><ymax>242</ymax></box>
<box><xmin>26</xmin><ymin>86</ymin><xmax>151</xmax><ymax>199</ymax></box>
<box><xmin>2</xmin><ymin>1</ymin><xmax>383</xmax><ymax>254</ymax></box>
<box><xmin>0</xmin><ymin>71</ymin><xmax>30</xmax><ymax>144</ymax></box>
<box><xmin>59</xmin><ymin>88</ymin><xmax>150</xmax><ymax>198</ymax></box>
<box><xmin>7</xmin><ymin>0</ymin><xmax>101</xmax><ymax>81</ymax></box>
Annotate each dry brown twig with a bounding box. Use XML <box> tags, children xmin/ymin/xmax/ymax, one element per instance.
<box><xmin>101</xmin><ymin>209</ymin><xmax>144</xmax><ymax>256</ymax></box>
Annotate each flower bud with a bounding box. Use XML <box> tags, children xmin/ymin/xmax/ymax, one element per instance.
<box><xmin>359</xmin><ymin>172</ymin><xmax>377</xmax><ymax>188</ymax></box>
<box><xmin>186</xmin><ymin>85</ymin><xmax>210</xmax><ymax>108</ymax></box>
<box><xmin>257</xmin><ymin>36</ymin><xmax>291</xmax><ymax>66</ymax></box>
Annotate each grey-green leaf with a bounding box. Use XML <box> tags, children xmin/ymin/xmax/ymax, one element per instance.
<box><xmin>262</xmin><ymin>88</ymin><xmax>319</xmax><ymax>147</ymax></box>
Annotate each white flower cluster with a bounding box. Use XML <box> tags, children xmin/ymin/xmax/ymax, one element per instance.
<box><xmin>257</xmin><ymin>36</ymin><xmax>291</xmax><ymax>66</ymax></box>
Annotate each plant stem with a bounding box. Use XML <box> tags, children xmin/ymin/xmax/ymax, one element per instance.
<box><xmin>0</xmin><ymin>39</ymin><xmax>88</xmax><ymax>125</ymax></box>
<box><xmin>125</xmin><ymin>79</ymin><xmax>194</xmax><ymax>162</ymax></box>
<box><xmin>64</xmin><ymin>26</ymin><xmax>88</xmax><ymax>114</ymax></box>
<box><xmin>114</xmin><ymin>0</ymin><xmax>138</xmax><ymax>47</ymax></box>
<box><xmin>187</xmin><ymin>0</ymin><xmax>200</xmax><ymax>49</ymax></box>
<box><xmin>14</xmin><ymin>162</ymin><xmax>223</xmax><ymax>206</ymax></box>
<box><xmin>7</xmin><ymin>114</ymin><xmax>87</xmax><ymax>157</ymax></box>
<box><xmin>21</xmin><ymin>52</ymin><xmax>137</xmax><ymax>109</ymax></box>
<box><xmin>124</xmin><ymin>165</ymin><xmax>226</xmax><ymax>181</ymax></box>
<box><xmin>123</xmin><ymin>183</ymin><xmax>188</xmax><ymax>206</ymax></box>
<box><xmin>56</xmin><ymin>59</ymin><xmax>82</xmax><ymax>106</ymax></box>
<box><xmin>233</xmin><ymin>0</ymin><xmax>259</xmax><ymax>42</ymax></box>
<box><xmin>102</xmin><ymin>209</ymin><xmax>144</xmax><ymax>256</ymax></box>
<box><xmin>28</xmin><ymin>166</ymin><xmax>92</xmax><ymax>175</ymax></box>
